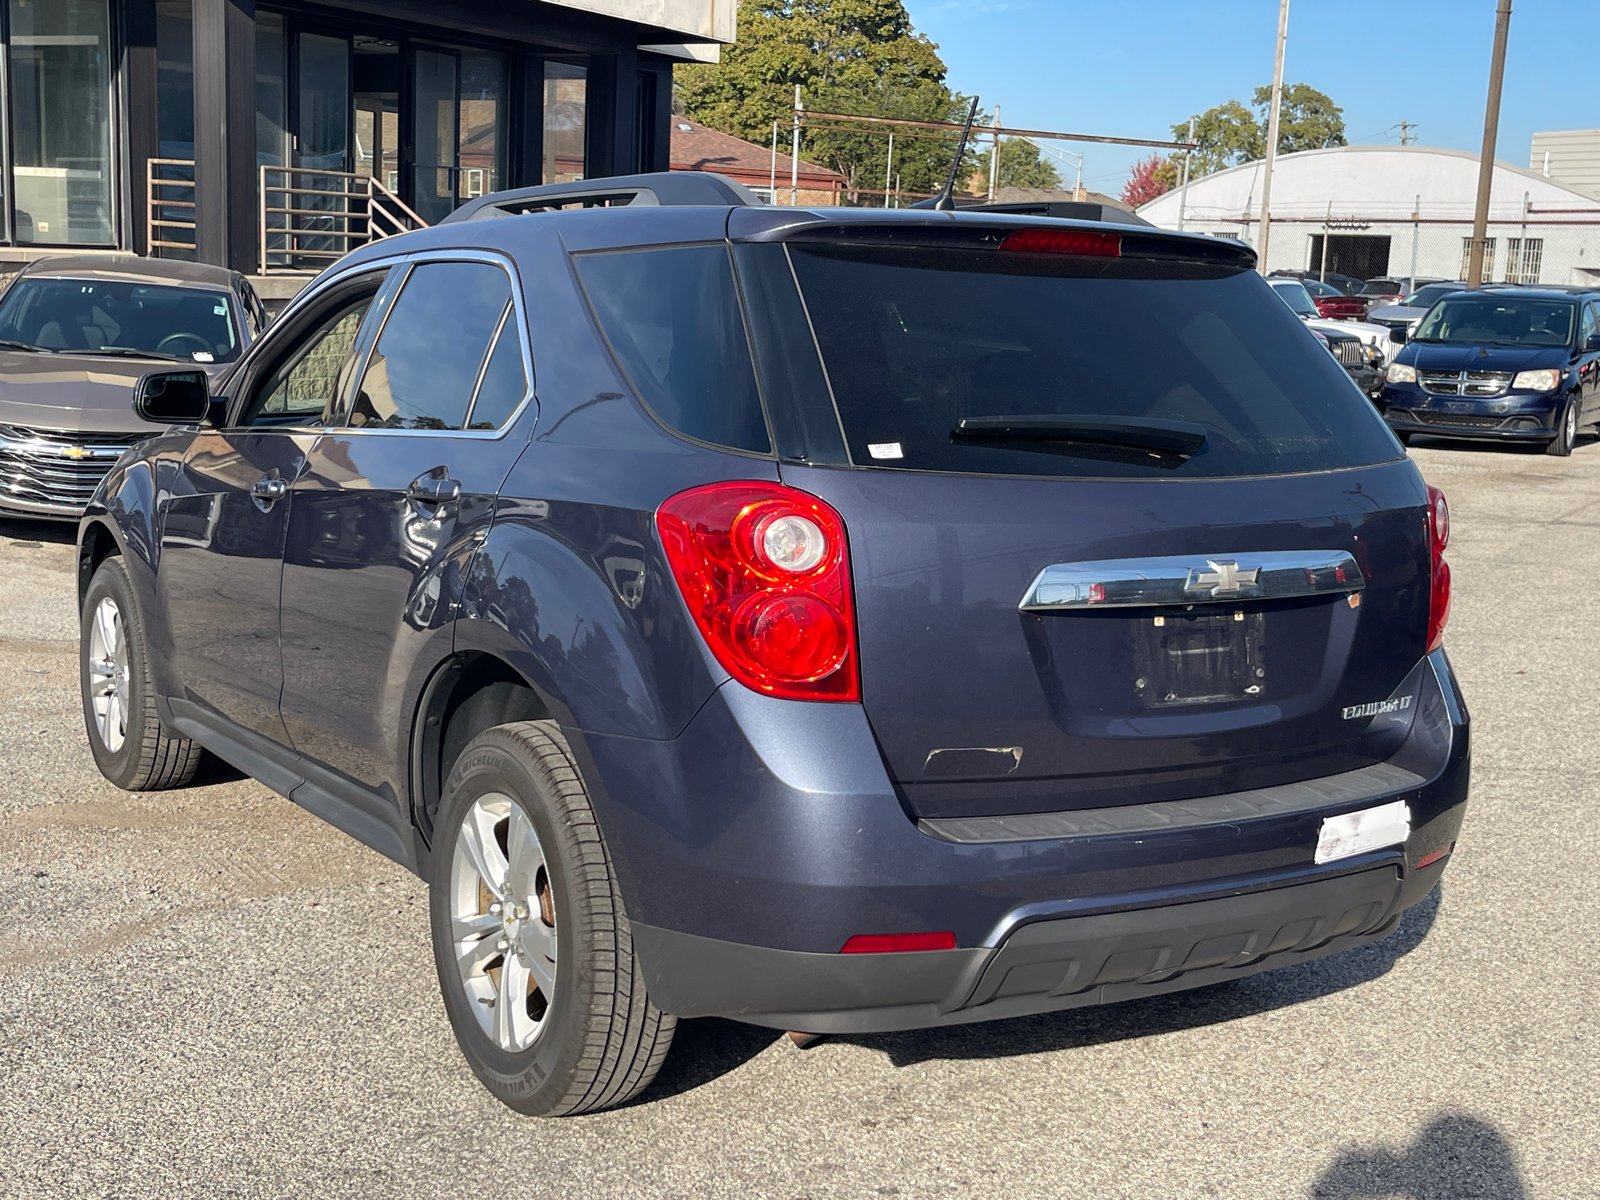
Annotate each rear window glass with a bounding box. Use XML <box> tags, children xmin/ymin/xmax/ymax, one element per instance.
<box><xmin>783</xmin><ymin>243</ymin><xmax>1399</xmax><ymax>479</ymax></box>
<box><xmin>574</xmin><ymin>245</ymin><xmax>770</xmax><ymax>454</ymax></box>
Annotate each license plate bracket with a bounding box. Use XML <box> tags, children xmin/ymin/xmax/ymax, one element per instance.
<box><xmin>1133</xmin><ymin>609</ymin><xmax>1265</xmax><ymax>708</ymax></box>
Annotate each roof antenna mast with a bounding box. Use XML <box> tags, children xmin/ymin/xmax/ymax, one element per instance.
<box><xmin>934</xmin><ymin>97</ymin><xmax>981</xmax><ymax>212</ymax></box>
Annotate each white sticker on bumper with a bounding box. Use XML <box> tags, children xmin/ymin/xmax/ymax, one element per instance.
<box><xmin>1315</xmin><ymin>799</ymin><xmax>1412</xmax><ymax>864</ymax></box>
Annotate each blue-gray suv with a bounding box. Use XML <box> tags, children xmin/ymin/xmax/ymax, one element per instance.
<box><xmin>77</xmin><ymin>173</ymin><xmax>1469</xmax><ymax>1115</ymax></box>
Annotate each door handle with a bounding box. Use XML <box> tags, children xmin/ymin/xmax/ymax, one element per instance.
<box><xmin>406</xmin><ymin>476</ymin><xmax>461</xmax><ymax>505</ymax></box>
<box><xmin>251</xmin><ymin>477</ymin><xmax>288</xmax><ymax>501</ymax></box>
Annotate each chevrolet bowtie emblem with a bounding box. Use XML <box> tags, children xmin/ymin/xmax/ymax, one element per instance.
<box><xmin>1189</xmin><ymin>558</ymin><xmax>1261</xmax><ymax>597</ymax></box>
<box><xmin>61</xmin><ymin>445</ymin><xmax>91</xmax><ymax>461</ymax></box>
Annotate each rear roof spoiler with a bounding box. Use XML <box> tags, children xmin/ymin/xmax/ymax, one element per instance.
<box><xmin>909</xmin><ymin>197</ymin><xmax>1154</xmax><ymax>228</ymax></box>
<box><xmin>441</xmin><ymin>171</ymin><xmax>765</xmax><ymax>223</ymax></box>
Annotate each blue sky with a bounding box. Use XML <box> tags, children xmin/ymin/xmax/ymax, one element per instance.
<box><xmin>904</xmin><ymin>0</ymin><xmax>1600</xmax><ymax>197</ymax></box>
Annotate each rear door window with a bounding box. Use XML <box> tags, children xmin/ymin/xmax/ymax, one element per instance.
<box><xmin>781</xmin><ymin>242</ymin><xmax>1399</xmax><ymax>479</ymax></box>
<box><xmin>350</xmin><ymin>260</ymin><xmax>511</xmax><ymax>430</ymax></box>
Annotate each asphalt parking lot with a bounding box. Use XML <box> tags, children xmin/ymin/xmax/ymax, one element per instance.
<box><xmin>2</xmin><ymin>437</ymin><xmax>1596</xmax><ymax>1200</ymax></box>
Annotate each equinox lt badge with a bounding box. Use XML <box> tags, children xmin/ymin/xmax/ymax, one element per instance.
<box><xmin>1342</xmin><ymin>695</ymin><xmax>1414</xmax><ymax>720</ymax></box>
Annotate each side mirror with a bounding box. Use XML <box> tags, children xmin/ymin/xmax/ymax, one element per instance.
<box><xmin>1388</xmin><ymin>326</ymin><xmax>1407</xmax><ymax>346</ymax></box>
<box><xmin>1586</xmin><ymin>333</ymin><xmax>1600</xmax><ymax>352</ymax></box>
<box><xmin>133</xmin><ymin>369</ymin><xmax>211</xmax><ymax>424</ymax></box>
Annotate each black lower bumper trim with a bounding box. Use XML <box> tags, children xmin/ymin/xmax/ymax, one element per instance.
<box><xmin>634</xmin><ymin>863</ymin><xmax>1421</xmax><ymax>1034</ymax></box>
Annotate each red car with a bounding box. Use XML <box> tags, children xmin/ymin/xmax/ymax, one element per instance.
<box><xmin>1304</xmin><ymin>278</ymin><xmax>1368</xmax><ymax>320</ymax></box>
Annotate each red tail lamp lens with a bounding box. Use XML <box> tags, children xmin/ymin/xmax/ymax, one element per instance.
<box><xmin>1000</xmin><ymin>228</ymin><xmax>1121</xmax><ymax>257</ymax></box>
<box><xmin>841</xmin><ymin>932</ymin><xmax>958</xmax><ymax>954</ymax></box>
<box><xmin>1426</xmin><ymin>485</ymin><xmax>1451</xmax><ymax>653</ymax></box>
<box><xmin>657</xmin><ymin>482</ymin><xmax>859</xmax><ymax>702</ymax></box>
<box><xmin>1415</xmin><ymin>843</ymin><xmax>1455</xmax><ymax>871</ymax></box>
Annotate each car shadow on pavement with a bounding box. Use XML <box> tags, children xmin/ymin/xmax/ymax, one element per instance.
<box><xmin>0</xmin><ymin>517</ymin><xmax>76</xmax><ymax>545</ymax></box>
<box><xmin>1308</xmin><ymin>1110</ymin><xmax>1527</xmax><ymax>1199</ymax></box>
<box><xmin>634</xmin><ymin>1017</ymin><xmax>784</xmax><ymax>1103</ymax></box>
<box><xmin>845</xmin><ymin>883</ymin><xmax>1442</xmax><ymax>1070</ymax></box>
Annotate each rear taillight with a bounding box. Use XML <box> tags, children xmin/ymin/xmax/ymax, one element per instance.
<box><xmin>999</xmin><ymin>228</ymin><xmax>1120</xmax><ymax>257</ymax></box>
<box><xmin>1426</xmin><ymin>484</ymin><xmax>1451</xmax><ymax>653</ymax></box>
<box><xmin>657</xmin><ymin>482</ymin><xmax>859</xmax><ymax>702</ymax></box>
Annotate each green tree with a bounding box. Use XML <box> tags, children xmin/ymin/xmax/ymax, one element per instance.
<box><xmin>676</xmin><ymin>0</ymin><xmax>977</xmax><ymax>202</ymax></box>
<box><xmin>972</xmin><ymin>137</ymin><xmax>1062</xmax><ymax>192</ymax></box>
<box><xmin>1173</xmin><ymin>99</ymin><xmax>1261</xmax><ymax>177</ymax></box>
<box><xmin>1250</xmin><ymin>83</ymin><xmax>1345</xmax><ymax>154</ymax></box>
<box><xmin>1172</xmin><ymin>84</ymin><xmax>1344</xmax><ymax>178</ymax></box>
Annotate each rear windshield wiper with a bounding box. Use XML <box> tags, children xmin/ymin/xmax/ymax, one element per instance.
<box><xmin>953</xmin><ymin>414</ymin><xmax>1208</xmax><ymax>457</ymax></box>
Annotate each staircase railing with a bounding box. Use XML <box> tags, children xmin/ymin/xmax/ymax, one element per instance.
<box><xmin>147</xmin><ymin>158</ymin><xmax>197</xmax><ymax>259</ymax></box>
<box><xmin>259</xmin><ymin>165</ymin><xmax>430</xmax><ymax>274</ymax></box>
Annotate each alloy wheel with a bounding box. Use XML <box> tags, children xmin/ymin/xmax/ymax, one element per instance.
<box><xmin>86</xmin><ymin>597</ymin><xmax>129</xmax><ymax>754</ymax></box>
<box><xmin>1567</xmin><ymin>402</ymin><xmax>1579</xmax><ymax>447</ymax></box>
<box><xmin>449</xmin><ymin>792</ymin><xmax>557</xmax><ymax>1052</ymax></box>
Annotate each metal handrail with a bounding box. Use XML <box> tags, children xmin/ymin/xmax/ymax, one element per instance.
<box><xmin>147</xmin><ymin>158</ymin><xmax>197</xmax><ymax>257</ymax></box>
<box><xmin>259</xmin><ymin>164</ymin><xmax>429</xmax><ymax>274</ymax></box>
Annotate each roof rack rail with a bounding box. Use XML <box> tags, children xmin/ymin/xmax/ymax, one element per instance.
<box><xmin>908</xmin><ymin>196</ymin><xmax>1154</xmax><ymax>228</ymax></box>
<box><xmin>440</xmin><ymin>171</ymin><xmax>763</xmax><ymax>224</ymax></box>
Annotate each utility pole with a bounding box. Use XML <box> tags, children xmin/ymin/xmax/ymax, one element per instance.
<box><xmin>1397</xmin><ymin>120</ymin><xmax>1417</xmax><ymax>145</ymax></box>
<box><xmin>1468</xmin><ymin>0</ymin><xmax>1513</xmax><ymax>288</ymax></box>
<box><xmin>1256</xmin><ymin>0</ymin><xmax>1291</xmax><ymax>275</ymax></box>
<box><xmin>1410</xmin><ymin>193</ymin><xmax>1420</xmax><ymax>292</ymax></box>
<box><xmin>1320</xmin><ymin>201</ymin><xmax>1332</xmax><ymax>282</ymax></box>
<box><xmin>988</xmin><ymin>105</ymin><xmax>1000</xmax><ymax>201</ymax></box>
<box><xmin>790</xmin><ymin>85</ymin><xmax>802</xmax><ymax>207</ymax></box>
<box><xmin>769</xmin><ymin>120</ymin><xmax>778</xmax><ymax>201</ymax></box>
<box><xmin>885</xmin><ymin>133</ymin><xmax>894</xmax><ymax>209</ymax></box>
<box><xmin>1177</xmin><ymin>115</ymin><xmax>1196</xmax><ymax>232</ymax></box>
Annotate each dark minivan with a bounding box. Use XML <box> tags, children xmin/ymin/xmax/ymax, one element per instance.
<box><xmin>77</xmin><ymin>173</ymin><xmax>1468</xmax><ymax>1116</ymax></box>
<box><xmin>1382</xmin><ymin>287</ymin><xmax>1600</xmax><ymax>452</ymax></box>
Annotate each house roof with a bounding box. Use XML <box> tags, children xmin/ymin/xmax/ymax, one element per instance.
<box><xmin>996</xmin><ymin>186</ymin><xmax>1133</xmax><ymax>211</ymax></box>
<box><xmin>670</xmin><ymin>118</ymin><xmax>845</xmax><ymax>186</ymax></box>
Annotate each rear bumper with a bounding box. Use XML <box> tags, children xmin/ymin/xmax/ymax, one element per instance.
<box><xmin>572</xmin><ymin>649</ymin><xmax>1469</xmax><ymax>1026</ymax></box>
<box><xmin>634</xmin><ymin>856</ymin><xmax>1443</xmax><ymax>1032</ymax></box>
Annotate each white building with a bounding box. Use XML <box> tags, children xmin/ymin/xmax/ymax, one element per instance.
<box><xmin>1137</xmin><ymin>145</ymin><xmax>1600</xmax><ymax>287</ymax></box>
<box><xmin>1530</xmin><ymin>129</ymin><xmax>1600</xmax><ymax>200</ymax></box>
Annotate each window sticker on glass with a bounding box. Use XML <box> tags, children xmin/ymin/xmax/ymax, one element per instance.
<box><xmin>868</xmin><ymin>442</ymin><xmax>904</xmax><ymax>460</ymax></box>
<box><xmin>213</xmin><ymin>303</ymin><xmax>228</xmax><ymax>316</ymax></box>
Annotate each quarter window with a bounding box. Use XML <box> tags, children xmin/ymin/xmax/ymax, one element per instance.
<box><xmin>349</xmin><ymin>261</ymin><xmax>511</xmax><ymax>430</ymax></box>
<box><xmin>574</xmin><ymin>245</ymin><xmax>770</xmax><ymax>454</ymax></box>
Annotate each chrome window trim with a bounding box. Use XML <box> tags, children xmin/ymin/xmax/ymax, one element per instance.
<box><xmin>1019</xmin><ymin>550</ymin><xmax>1365</xmax><ymax>612</ymax></box>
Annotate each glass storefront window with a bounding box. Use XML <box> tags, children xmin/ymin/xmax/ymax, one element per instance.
<box><xmin>255</xmin><ymin>12</ymin><xmax>289</xmax><ymax>170</ymax></box>
<box><xmin>298</xmin><ymin>32</ymin><xmax>350</xmax><ymax>171</ymax></box>
<box><xmin>544</xmin><ymin>63</ymin><xmax>587</xmax><ymax>184</ymax></box>
<box><xmin>410</xmin><ymin>48</ymin><xmax>457</xmax><ymax>225</ymax></box>
<box><xmin>9</xmin><ymin>0</ymin><xmax>114</xmax><ymax>245</ymax></box>
<box><xmin>353</xmin><ymin>37</ymin><xmax>400</xmax><ymax>193</ymax></box>
<box><xmin>156</xmin><ymin>0</ymin><xmax>194</xmax><ymax>160</ymax></box>
<box><xmin>459</xmin><ymin>51</ymin><xmax>506</xmax><ymax>202</ymax></box>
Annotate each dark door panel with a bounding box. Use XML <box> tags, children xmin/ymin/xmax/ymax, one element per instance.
<box><xmin>278</xmin><ymin>433</ymin><xmax>495</xmax><ymax>793</ymax></box>
<box><xmin>157</xmin><ymin>430</ymin><xmax>316</xmax><ymax>742</ymax></box>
